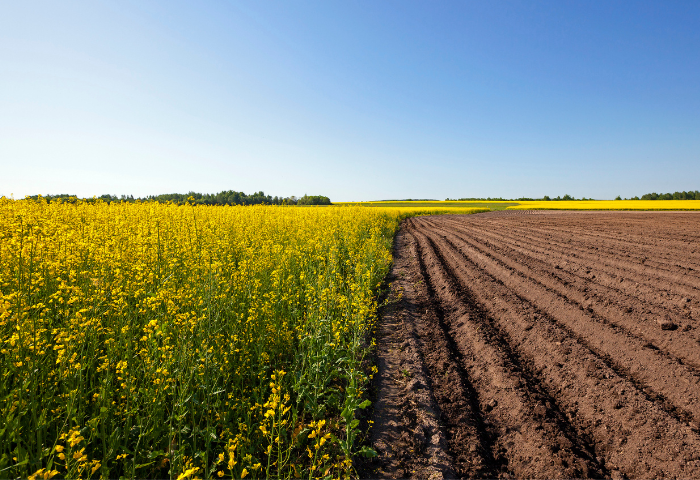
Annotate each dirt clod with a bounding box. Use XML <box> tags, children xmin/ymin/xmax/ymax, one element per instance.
<box><xmin>658</xmin><ymin>317</ymin><xmax>678</xmax><ymax>330</ymax></box>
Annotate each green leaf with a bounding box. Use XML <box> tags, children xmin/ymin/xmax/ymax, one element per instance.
<box><xmin>358</xmin><ymin>446</ymin><xmax>377</xmax><ymax>458</ymax></box>
<box><xmin>146</xmin><ymin>450</ymin><xmax>165</xmax><ymax>460</ymax></box>
<box><xmin>0</xmin><ymin>459</ymin><xmax>28</xmax><ymax>473</ymax></box>
<box><xmin>358</xmin><ymin>399</ymin><xmax>371</xmax><ymax>409</ymax></box>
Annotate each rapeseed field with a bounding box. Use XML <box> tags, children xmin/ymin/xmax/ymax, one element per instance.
<box><xmin>341</xmin><ymin>199</ymin><xmax>700</xmax><ymax>211</ymax></box>
<box><xmin>506</xmin><ymin>200</ymin><xmax>700</xmax><ymax>210</ymax></box>
<box><xmin>0</xmin><ymin>197</ymin><xmax>484</xmax><ymax>480</ymax></box>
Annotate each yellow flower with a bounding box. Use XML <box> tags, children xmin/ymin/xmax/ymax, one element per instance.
<box><xmin>28</xmin><ymin>469</ymin><xmax>59</xmax><ymax>480</ymax></box>
<box><xmin>240</xmin><ymin>468</ymin><xmax>248</xmax><ymax>478</ymax></box>
<box><xmin>28</xmin><ymin>468</ymin><xmax>43</xmax><ymax>480</ymax></box>
<box><xmin>176</xmin><ymin>467</ymin><xmax>199</xmax><ymax>480</ymax></box>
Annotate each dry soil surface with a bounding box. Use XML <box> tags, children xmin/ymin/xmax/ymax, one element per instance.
<box><xmin>364</xmin><ymin>211</ymin><xmax>700</xmax><ymax>479</ymax></box>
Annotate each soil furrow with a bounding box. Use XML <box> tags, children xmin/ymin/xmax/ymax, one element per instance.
<box><xmin>430</xmin><ymin>219</ymin><xmax>700</xmax><ymax>369</ymax></box>
<box><xmin>368</xmin><ymin>212</ymin><xmax>700</xmax><ymax>478</ymax></box>
<box><xmin>442</xmin><ymin>216</ymin><xmax>700</xmax><ymax>302</ymax></box>
<box><xmin>406</xmin><ymin>228</ymin><xmax>500</xmax><ymax>478</ymax></box>
<box><xmin>471</xmin><ymin>213</ymin><xmax>700</xmax><ymax>268</ymax></box>
<box><xmin>442</xmin><ymin>217</ymin><xmax>700</xmax><ymax>327</ymax></box>
<box><xmin>411</xmin><ymin>216</ymin><xmax>700</xmax><ymax>478</ymax></box>
<box><xmin>424</xmin><ymin>219</ymin><xmax>700</xmax><ymax>424</ymax></box>
<box><xmin>365</xmin><ymin>230</ymin><xmax>456</xmax><ymax>479</ymax></box>
<box><xmin>433</xmin><ymin>227</ymin><xmax>698</xmax><ymax>427</ymax></box>
<box><xmin>410</xmin><ymin>221</ymin><xmax>605</xmax><ymax>479</ymax></box>
<box><xmin>449</xmin><ymin>220</ymin><xmax>698</xmax><ymax>323</ymax></box>
<box><xmin>455</xmin><ymin>217</ymin><xmax>700</xmax><ymax>296</ymax></box>
<box><xmin>456</xmin><ymin>217</ymin><xmax>700</xmax><ymax>289</ymax></box>
<box><xmin>457</xmin><ymin>214</ymin><xmax>700</xmax><ymax>274</ymax></box>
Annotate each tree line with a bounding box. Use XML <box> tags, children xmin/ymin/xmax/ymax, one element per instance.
<box><xmin>636</xmin><ymin>190</ymin><xmax>700</xmax><ymax>200</ymax></box>
<box><xmin>26</xmin><ymin>191</ymin><xmax>332</xmax><ymax>206</ymax></box>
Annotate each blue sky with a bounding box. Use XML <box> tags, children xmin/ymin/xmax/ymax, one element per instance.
<box><xmin>2</xmin><ymin>1</ymin><xmax>699</xmax><ymax>201</ymax></box>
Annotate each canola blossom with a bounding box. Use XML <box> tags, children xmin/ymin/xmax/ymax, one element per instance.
<box><xmin>342</xmin><ymin>199</ymin><xmax>700</xmax><ymax>211</ymax></box>
<box><xmin>506</xmin><ymin>200</ymin><xmax>700</xmax><ymax>210</ymax></box>
<box><xmin>0</xmin><ymin>198</ymin><xmax>485</xmax><ymax>479</ymax></box>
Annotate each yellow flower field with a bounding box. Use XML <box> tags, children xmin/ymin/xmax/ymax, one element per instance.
<box><xmin>340</xmin><ymin>199</ymin><xmax>700</xmax><ymax>211</ymax></box>
<box><xmin>0</xmin><ymin>198</ymin><xmax>484</xmax><ymax>479</ymax></box>
<box><xmin>506</xmin><ymin>200</ymin><xmax>700</xmax><ymax>210</ymax></box>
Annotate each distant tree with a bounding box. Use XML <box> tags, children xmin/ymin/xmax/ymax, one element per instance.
<box><xmin>29</xmin><ymin>194</ymin><xmax>79</xmax><ymax>203</ymax></box>
<box><xmin>296</xmin><ymin>195</ymin><xmax>331</xmax><ymax>206</ymax></box>
<box><xmin>25</xmin><ymin>190</ymin><xmax>333</xmax><ymax>206</ymax></box>
<box><xmin>543</xmin><ymin>195</ymin><xmax>551</xmax><ymax>201</ymax></box>
<box><xmin>615</xmin><ymin>195</ymin><xmax>622</xmax><ymax>200</ymax></box>
<box><xmin>639</xmin><ymin>190</ymin><xmax>698</xmax><ymax>200</ymax></box>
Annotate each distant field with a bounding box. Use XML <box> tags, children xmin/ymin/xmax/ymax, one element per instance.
<box><xmin>508</xmin><ymin>200</ymin><xmax>700</xmax><ymax>210</ymax></box>
<box><xmin>336</xmin><ymin>201</ymin><xmax>519</xmax><ymax>211</ymax></box>
<box><xmin>337</xmin><ymin>200</ymin><xmax>700</xmax><ymax>211</ymax></box>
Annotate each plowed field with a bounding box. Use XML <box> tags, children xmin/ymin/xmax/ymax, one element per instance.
<box><xmin>366</xmin><ymin>211</ymin><xmax>700</xmax><ymax>479</ymax></box>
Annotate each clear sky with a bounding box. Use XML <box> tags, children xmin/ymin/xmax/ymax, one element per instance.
<box><xmin>2</xmin><ymin>1</ymin><xmax>699</xmax><ymax>201</ymax></box>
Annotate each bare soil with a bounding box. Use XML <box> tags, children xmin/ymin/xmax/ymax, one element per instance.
<box><xmin>364</xmin><ymin>211</ymin><xmax>700</xmax><ymax>479</ymax></box>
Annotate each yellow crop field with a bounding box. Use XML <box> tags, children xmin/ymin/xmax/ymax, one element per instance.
<box><xmin>340</xmin><ymin>199</ymin><xmax>700</xmax><ymax>211</ymax></box>
<box><xmin>336</xmin><ymin>201</ymin><xmax>509</xmax><ymax>212</ymax></box>
<box><xmin>358</xmin><ymin>206</ymin><xmax>491</xmax><ymax>217</ymax></box>
<box><xmin>0</xmin><ymin>198</ymin><xmax>485</xmax><ymax>480</ymax></box>
<box><xmin>506</xmin><ymin>200</ymin><xmax>700</xmax><ymax>210</ymax></box>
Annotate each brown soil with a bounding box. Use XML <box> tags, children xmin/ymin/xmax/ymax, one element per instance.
<box><xmin>364</xmin><ymin>211</ymin><xmax>700</xmax><ymax>479</ymax></box>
